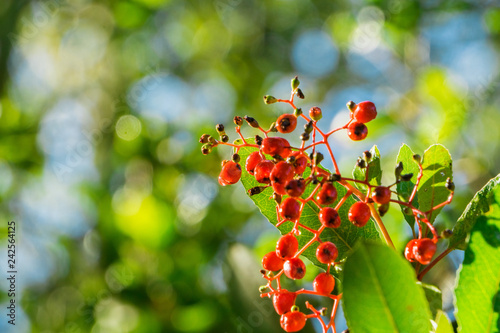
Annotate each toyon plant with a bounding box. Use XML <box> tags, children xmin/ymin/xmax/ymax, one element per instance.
<box><xmin>200</xmin><ymin>77</ymin><xmax>500</xmax><ymax>333</ymax></box>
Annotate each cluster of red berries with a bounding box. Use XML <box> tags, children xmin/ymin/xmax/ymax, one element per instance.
<box><xmin>200</xmin><ymin>76</ymin><xmax>454</xmax><ymax>332</ymax></box>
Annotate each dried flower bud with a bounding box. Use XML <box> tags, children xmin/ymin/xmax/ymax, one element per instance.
<box><xmin>296</xmin><ymin>89</ymin><xmax>304</xmax><ymax>99</ymax></box>
<box><xmin>378</xmin><ymin>203</ymin><xmax>389</xmax><ymax>217</ymax></box>
<box><xmin>199</xmin><ymin>134</ymin><xmax>210</xmax><ymax>143</ymax></box>
<box><xmin>400</xmin><ymin>173</ymin><xmax>413</xmax><ymax>181</ymax></box>
<box><xmin>234</xmin><ymin>116</ymin><xmax>243</xmax><ymax>126</ymax></box>
<box><xmin>304</xmin><ymin>120</ymin><xmax>314</xmax><ymax>133</ymax></box>
<box><xmin>446</xmin><ymin>177</ymin><xmax>455</xmax><ymax>191</ymax></box>
<box><xmin>294</xmin><ymin>108</ymin><xmax>303</xmax><ymax>117</ymax></box>
<box><xmin>313</xmin><ymin>152</ymin><xmax>324</xmax><ymax>165</ymax></box>
<box><xmin>249</xmin><ymin>186</ymin><xmax>267</xmax><ymax>196</ymax></box>
<box><xmin>363</xmin><ymin>150</ymin><xmax>372</xmax><ymax>161</ymax></box>
<box><xmin>232</xmin><ymin>153</ymin><xmax>240</xmax><ymax>163</ymax></box>
<box><xmin>328</xmin><ymin>174</ymin><xmax>341</xmax><ymax>182</ymax></box>
<box><xmin>356</xmin><ymin>157</ymin><xmax>366</xmax><ymax>168</ymax></box>
<box><xmin>269</xmin><ymin>122</ymin><xmax>278</xmax><ymax>132</ymax></box>
<box><xmin>395</xmin><ymin>161</ymin><xmax>403</xmax><ymax>179</ymax></box>
<box><xmin>412</xmin><ymin>154</ymin><xmax>422</xmax><ymax>164</ymax></box>
<box><xmin>221</xmin><ymin>135</ymin><xmax>229</xmax><ymax>143</ymax></box>
<box><xmin>244</xmin><ymin>116</ymin><xmax>259</xmax><ymax>128</ymax></box>
<box><xmin>216</xmin><ymin>124</ymin><xmax>224</xmax><ymax>133</ymax></box>
<box><xmin>255</xmin><ymin>135</ymin><xmax>263</xmax><ymax>146</ymax></box>
<box><xmin>300</xmin><ymin>132</ymin><xmax>309</xmax><ymax>141</ymax></box>
<box><xmin>346</xmin><ymin>101</ymin><xmax>356</xmax><ymax>112</ymax></box>
<box><xmin>441</xmin><ymin>229</ymin><xmax>453</xmax><ymax>238</ymax></box>
<box><xmin>273</xmin><ymin>192</ymin><xmax>282</xmax><ymax>205</ymax></box>
<box><xmin>201</xmin><ymin>144</ymin><xmax>212</xmax><ymax>155</ymax></box>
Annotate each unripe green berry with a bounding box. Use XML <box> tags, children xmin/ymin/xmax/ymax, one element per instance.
<box><xmin>309</xmin><ymin>106</ymin><xmax>322</xmax><ymax>121</ymax></box>
<box><xmin>291</xmin><ymin>76</ymin><xmax>300</xmax><ymax>91</ymax></box>
<box><xmin>264</xmin><ymin>95</ymin><xmax>277</xmax><ymax>104</ymax></box>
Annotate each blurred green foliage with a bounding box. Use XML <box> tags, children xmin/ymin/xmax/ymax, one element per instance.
<box><xmin>0</xmin><ymin>0</ymin><xmax>499</xmax><ymax>332</ymax></box>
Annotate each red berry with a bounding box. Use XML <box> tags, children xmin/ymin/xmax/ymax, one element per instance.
<box><xmin>272</xmin><ymin>181</ymin><xmax>286</xmax><ymax>196</ymax></box>
<box><xmin>276</xmin><ymin>114</ymin><xmax>298</xmax><ymax>133</ymax></box>
<box><xmin>353</xmin><ymin>101</ymin><xmax>377</xmax><ymax>123</ymax></box>
<box><xmin>316</xmin><ymin>182</ymin><xmax>337</xmax><ymax>205</ymax></box>
<box><xmin>254</xmin><ymin>160</ymin><xmax>275</xmax><ymax>184</ymax></box>
<box><xmin>348</xmin><ymin>201</ymin><xmax>371</xmax><ymax>227</ymax></box>
<box><xmin>276</xmin><ymin>234</ymin><xmax>299</xmax><ymax>259</ymax></box>
<box><xmin>283</xmin><ymin>257</ymin><xmax>306</xmax><ymax>280</ymax></box>
<box><xmin>261</xmin><ymin>137</ymin><xmax>291</xmax><ymax>158</ymax></box>
<box><xmin>372</xmin><ymin>186</ymin><xmax>391</xmax><ymax>205</ymax></box>
<box><xmin>270</xmin><ymin>161</ymin><xmax>295</xmax><ymax>195</ymax></box>
<box><xmin>218</xmin><ymin>161</ymin><xmax>241</xmax><ymax>186</ymax></box>
<box><xmin>290</xmin><ymin>151</ymin><xmax>307</xmax><ymax>174</ymax></box>
<box><xmin>413</xmin><ymin>238</ymin><xmax>437</xmax><ymax>265</ymax></box>
<box><xmin>316</xmin><ymin>242</ymin><xmax>338</xmax><ymax>264</ymax></box>
<box><xmin>280</xmin><ymin>311</ymin><xmax>306</xmax><ymax>332</ymax></box>
<box><xmin>313</xmin><ymin>272</ymin><xmax>335</xmax><ymax>295</ymax></box>
<box><xmin>319</xmin><ymin>207</ymin><xmax>341</xmax><ymax>228</ymax></box>
<box><xmin>262</xmin><ymin>251</ymin><xmax>285</xmax><ymax>271</ymax></box>
<box><xmin>245</xmin><ymin>151</ymin><xmax>263</xmax><ymax>175</ymax></box>
<box><xmin>309</xmin><ymin>106</ymin><xmax>322</xmax><ymax>121</ymax></box>
<box><xmin>347</xmin><ymin>121</ymin><xmax>368</xmax><ymax>141</ymax></box>
<box><xmin>404</xmin><ymin>239</ymin><xmax>418</xmax><ymax>262</ymax></box>
<box><xmin>273</xmin><ymin>290</ymin><xmax>296</xmax><ymax>315</ymax></box>
<box><xmin>279</xmin><ymin>197</ymin><xmax>301</xmax><ymax>221</ymax></box>
<box><xmin>271</xmin><ymin>161</ymin><xmax>294</xmax><ymax>183</ymax></box>
<box><xmin>285</xmin><ymin>178</ymin><xmax>306</xmax><ymax>197</ymax></box>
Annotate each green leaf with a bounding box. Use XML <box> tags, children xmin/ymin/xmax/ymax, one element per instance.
<box><xmin>352</xmin><ymin>145</ymin><xmax>382</xmax><ymax>192</ymax></box>
<box><xmin>454</xmin><ymin>184</ymin><xmax>500</xmax><ymax>333</ymax></box>
<box><xmin>435</xmin><ymin>311</ymin><xmax>454</xmax><ymax>333</ymax></box>
<box><xmin>449</xmin><ymin>174</ymin><xmax>500</xmax><ymax>250</ymax></box>
<box><xmin>343</xmin><ymin>242</ymin><xmax>432</xmax><ymax>332</ymax></box>
<box><xmin>417</xmin><ymin>144</ymin><xmax>453</xmax><ymax>223</ymax></box>
<box><xmin>395</xmin><ymin>144</ymin><xmax>453</xmax><ymax>227</ymax></box>
<box><xmin>418</xmin><ymin>282</ymin><xmax>442</xmax><ymax>318</ymax></box>
<box><xmin>395</xmin><ymin>144</ymin><xmax>420</xmax><ymax>227</ymax></box>
<box><xmin>235</xmin><ymin>139</ymin><xmax>380</xmax><ymax>269</ymax></box>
